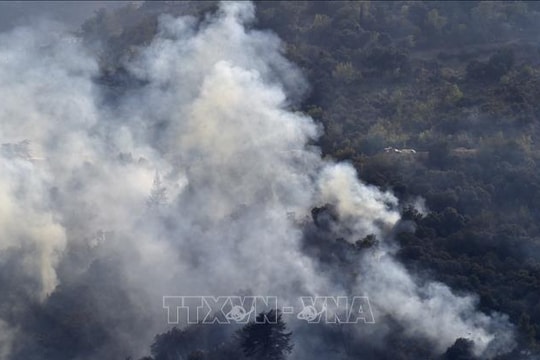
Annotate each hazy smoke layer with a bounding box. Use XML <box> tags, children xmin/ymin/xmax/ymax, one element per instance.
<box><xmin>0</xmin><ymin>2</ymin><xmax>513</xmax><ymax>359</ymax></box>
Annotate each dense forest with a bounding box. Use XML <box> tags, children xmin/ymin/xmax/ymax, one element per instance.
<box><xmin>3</xmin><ymin>1</ymin><xmax>540</xmax><ymax>360</ymax></box>
<box><xmin>80</xmin><ymin>2</ymin><xmax>540</xmax><ymax>358</ymax></box>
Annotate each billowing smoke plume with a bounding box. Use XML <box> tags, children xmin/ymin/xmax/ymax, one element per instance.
<box><xmin>0</xmin><ymin>2</ymin><xmax>514</xmax><ymax>359</ymax></box>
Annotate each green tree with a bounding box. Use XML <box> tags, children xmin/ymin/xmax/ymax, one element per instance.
<box><xmin>151</xmin><ymin>327</ymin><xmax>188</xmax><ymax>360</ymax></box>
<box><xmin>147</xmin><ymin>171</ymin><xmax>168</xmax><ymax>209</ymax></box>
<box><xmin>443</xmin><ymin>338</ymin><xmax>475</xmax><ymax>360</ymax></box>
<box><xmin>237</xmin><ymin>310</ymin><xmax>293</xmax><ymax>360</ymax></box>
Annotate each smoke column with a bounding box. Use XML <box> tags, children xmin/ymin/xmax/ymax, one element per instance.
<box><xmin>0</xmin><ymin>2</ymin><xmax>514</xmax><ymax>359</ymax></box>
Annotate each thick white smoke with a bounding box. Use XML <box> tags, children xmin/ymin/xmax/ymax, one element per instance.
<box><xmin>0</xmin><ymin>1</ymin><xmax>514</xmax><ymax>359</ymax></box>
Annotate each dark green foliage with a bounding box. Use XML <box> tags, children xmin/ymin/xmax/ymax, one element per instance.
<box><xmin>148</xmin><ymin>323</ymin><xmax>234</xmax><ymax>360</ymax></box>
<box><xmin>426</xmin><ymin>141</ymin><xmax>451</xmax><ymax>169</ymax></box>
<box><xmin>487</xmin><ymin>49</ymin><xmax>515</xmax><ymax>78</ymax></box>
<box><xmin>151</xmin><ymin>327</ymin><xmax>187</xmax><ymax>360</ymax></box>
<box><xmin>362</xmin><ymin>46</ymin><xmax>410</xmax><ymax>75</ymax></box>
<box><xmin>467</xmin><ymin>49</ymin><xmax>515</xmax><ymax>81</ymax></box>
<box><xmin>443</xmin><ymin>338</ymin><xmax>476</xmax><ymax>360</ymax></box>
<box><xmin>237</xmin><ymin>310</ymin><xmax>293</xmax><ymax>360</ymax></box>
<box><xmin>356</xmin><ymin>234</ymin><xmax>379</xmax><ymax>249</ymax></box>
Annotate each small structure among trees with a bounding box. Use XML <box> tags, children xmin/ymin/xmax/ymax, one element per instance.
<box><xmin>384</xmin><ymin>146</ymin><xmax>416</xmax><ymax>154</ymax></box>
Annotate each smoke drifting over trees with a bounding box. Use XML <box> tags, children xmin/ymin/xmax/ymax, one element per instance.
<box><xmin>0</xmin><ymin>1</ymin><xmax>534</xmax><ymax>359</ymax></box>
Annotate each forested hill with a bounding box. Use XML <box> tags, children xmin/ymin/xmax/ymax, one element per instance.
<box><xmin>255</xmin><ymin>3</ymin><xmax>540</xmax><ymax>354</ymax></box>
<box><xmin>79</xmin><ymin>1</ymin><xmax>540</xmax><ymax>358</ymax></box>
